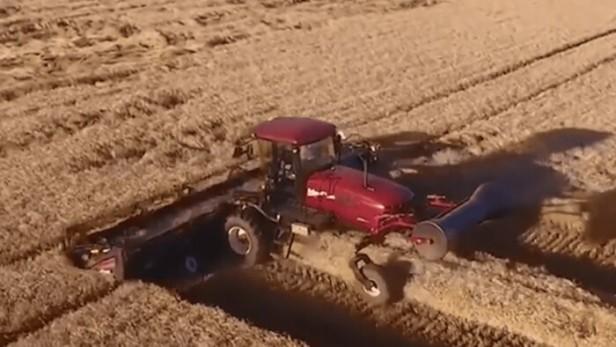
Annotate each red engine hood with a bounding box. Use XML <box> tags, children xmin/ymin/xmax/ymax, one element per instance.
<box><xmin>307</xmin><ymin>165</ymin><xmax>414</xmax><ymax>212</ymax></box>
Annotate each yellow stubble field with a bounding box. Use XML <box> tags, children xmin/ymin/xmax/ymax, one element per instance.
<box><xmin>1</xmin><ymin>0</ymin><xmax>616</xmax><ymax>346</ymax></box>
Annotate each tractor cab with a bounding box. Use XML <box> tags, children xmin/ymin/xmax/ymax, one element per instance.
<box><xmin>236</xmin><ymin>117</ymin><xmax>342</xmax><ymax>204</ymax></box>
<box><xmin>232</xmin><ymin>116</ymin><xmax>411</xmax><ymax>231</ymax></box>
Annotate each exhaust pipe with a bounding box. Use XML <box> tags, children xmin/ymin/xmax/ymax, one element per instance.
<box><xmin>412</xmin><ymin>182</ymin><xmax>511</xmax><ymax>261</ymax></box>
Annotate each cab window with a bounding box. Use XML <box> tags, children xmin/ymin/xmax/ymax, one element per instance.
<box><xmin>299</xmin><ymin>137</ymin><xmax>336</xmax><ymax>170</ymax></box>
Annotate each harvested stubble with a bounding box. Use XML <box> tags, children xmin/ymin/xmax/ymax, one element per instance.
<box><xmin>0</xmin><ymin>0</ymin><xmax>442</xmax><ymax>103</ymax></box>
<box><xmin>0</xmin><ymin>251</ymin><xmax>115</xmax><ymax>344</ymax></box>
<box><xmin>350</xmin><ymin>26</ymin><xmax>616</xmax><ymax>146</ymax></box>
<box><xmin>10</xmin><ymin>281</ymin><xmax>307</xmax><ymax>347</ymax></box>
<box><xmin>2</xmin><ymin>0</ymin><xmax>616</xmax><ymax>346</ymax></box>
<box><xmin>440</xmin><ymin>58</ymin><xmax>616</xmax><ymax>192</ymax></box>
<box><xmin>288</xmin><ymin>232</ymin><xmax>616</xmax><ymax>347</ymax></box>
<box><xmin>176</xmin><ymin>258</ymin><xmax>542</xmax><ymax>347</ymax></box>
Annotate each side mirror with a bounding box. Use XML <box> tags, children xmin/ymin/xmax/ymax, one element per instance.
<box><xmin>369</xmin><ymin>143</ymin><xmax>380</xmax><ymax>154</ymax></box>
<box><xmin>336</xmin><ymin>130</ymin><xmax>346</xmax><ymax>141</ymax></box>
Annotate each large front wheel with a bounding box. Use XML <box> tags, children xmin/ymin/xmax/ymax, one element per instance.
<box><xmin>224</xmin><ymin>212</ymin><xmax>270</xmax><ymax>267</ymax></box>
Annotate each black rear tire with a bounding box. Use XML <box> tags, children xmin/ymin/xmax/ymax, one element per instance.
<box><xmin>358</xmin><ymin>263</ymin><xmax>391</xmax><ymax>306</ymax></box>
<box><xmin>224</xmin><ymin>211</ymin><xmax>270</xmax><ymax>267</ymax></box>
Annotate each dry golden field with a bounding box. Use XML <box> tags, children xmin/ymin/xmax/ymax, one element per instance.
<box><xmin>1</xmin><ymin>0</ymin><xmax>616</xmax><ymax>346</ymax></box>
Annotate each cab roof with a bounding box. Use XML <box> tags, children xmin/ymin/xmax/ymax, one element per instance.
<box><xmin>253</xmin><ymin>116</ymin><xmax>336</xmax><ymax>145</ymax></box>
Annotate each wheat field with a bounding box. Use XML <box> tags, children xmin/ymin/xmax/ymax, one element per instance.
<box><xmin>1</xmin><ymin>0</ymin><xmax>616</xmax><ymax>346</ymax></box>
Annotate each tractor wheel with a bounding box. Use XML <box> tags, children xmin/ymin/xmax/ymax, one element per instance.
<box><xmin>357</xmin><ymin>263</ymin><xmax>390</xmax><ymax>306</ymax></box>
<box><xmin>224</xmin><ymin>212</ymin><xmax>270</xmax><ymax>267</ymax></box>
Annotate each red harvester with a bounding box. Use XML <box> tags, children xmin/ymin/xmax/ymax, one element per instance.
<box><xmin>65</xmin><ymin>116</ymin><xmax>503</xmax><ymax>304</ymax></box>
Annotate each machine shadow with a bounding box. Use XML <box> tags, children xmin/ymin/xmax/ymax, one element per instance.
<box><xmin>379</xmin><ymin>253</ymin><xmax>416</xmax><ymax>304</ymax></box>
<box><xmin>176</xmin><ymin>267</ymin><xmax>433</xmax><ymax>347</ymax></box>
<box><xmin>369</xmin><ymin>128</ymin><xmax>616</xmax><ymax>299</ymax></box>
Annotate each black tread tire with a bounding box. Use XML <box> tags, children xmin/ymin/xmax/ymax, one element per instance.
<box><xmin>224</xmin><ymin>212</ymin><xmax>269</xmax><ymax>267</ymax></box>
<box><xmin>357</xmin><ymin>263</ymin><xmax>391</xmax><ymax>306</ymax></box>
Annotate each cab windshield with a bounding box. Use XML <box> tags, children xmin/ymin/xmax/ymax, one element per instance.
<box><xmin>299</xmin><ymin>136</ymin><xmax>336</xmax><ymax>170</ymax></box>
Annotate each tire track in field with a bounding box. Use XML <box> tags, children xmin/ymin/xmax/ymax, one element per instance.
<box><xmin>345</xmin><ymin>30</ymin><xmax>616</xmax><ymax>151</ymax></box>
<box><xmin>0</xmin><ymin>85</ymin><xmax>126</xmax><ymax>122</ymax></box>
<box><xmin>437</xmin><ymin>61</ymin><xmax>616</xmax><ymax>192</ymax></box>
<box><xmin>0</xmin><ymin>284</ymin><xmax>119</xmax><ymax>346</ymax></box>
<box><xmin>0</xmin><ymin>0</ymin><xmax>437</xmax><ymax>104</ymax></box>
<box><xmin>0</xmin><ymin>68</ymin><xmax>141</xmax><ymax>103</ymax></box>
<box><xmin>0</xmin><ymin>3</ymin><xmax>227</xmax><ymax>103</ymax></box>
<box><xmin>340</xmin><ymin>25</ymin><xmax>616</xmax><ymax>133</ymax></box>
<box><xmin>0</xmin><ymin>68</ymin><xmax>273</xmax><ymax>159</ymax></box>
<box><xmin>0</xmin><ymin>251</ymin><xmax>119</xmax><ymax>346</ymax></box>
<box><xmin>290</xmin><ymin>232</ymin><xmax>616</xmax><ymax>347</ymax></box>
<box><xmin>0</xmin><ymin>86</ymin><xmax>196</xmax><ymax>158</ymax></box>
<box><xmin>5</xmin><ymin>285</ymin><xmax>168</xmax><ymax>347</ymax></box>
<box><xmin>0</xmin><ymin>4</ymin><xmax>20</xmax><ymax>20</ymax></box>
<box><xmin>11</xmin><ymin>281</ymin><xmax>307</xmax><ymax>347</ymax></box>
<box><xmin>0</xmin><ymin>41</ymin><xmax>187</xmax><ymax>104</ymax></box>
<box><xmin>523</xmin><ymin>216</ymin><xmax>616</xmax><ymax>267</ymax></box>
<box><xmin>453</xmin><ymin>50</ymin><xmax>616</xmax><ymax>141</ymax></box>
<box><xmin>0</xmin><ymin>0</ymin><xmax>173</xmax><ymax>29</ymax></box>
<box><xmin>0</xmin><ymin>1</ymin><xmax>161</xmax><ymax>27</ymax></box>
<box><xmin>0</xmin><ymin>15</ymin><xmax>139</xmax><ymax>45</ymax></box>
<box><xmin>183</xmin><ymin>260</ymin><xmax>544</xmax><ymax>347</ymax></box>
<box><xmin>462</xmin><ymin>213</ymin><xmax>616</xmax><ymax>305</ymax></box>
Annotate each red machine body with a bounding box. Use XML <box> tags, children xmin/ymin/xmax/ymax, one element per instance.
<box><xmin>252</xmin><ymin>116</ymin><xmax>430</xmax><ymax>238</ymax></box>
<box><xmin>245</xmin><ymin>116</ymin><xmax>459</xmax><ymax>245</ymax></box>
<box><xmin>304</xmin><ymin>165</ymin><xmax>416</xmax><ymax>233</ymax></box>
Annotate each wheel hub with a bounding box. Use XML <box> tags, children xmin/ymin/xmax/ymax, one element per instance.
<box><xmin>362</xmin><ymin>281</ymin><xmax>381</xmax><ymax>297</ymax></box>
<box><xmin>184</xmin><ymin>256</ymin><xmax>198</xmax><ymax>273</ymax></box>
<box><xmin>229</xmin><ymin>226</ymin><xmax>252</xmax><ymax>254</ymax></box>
